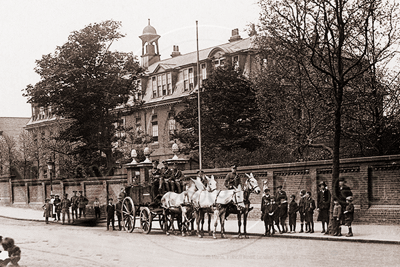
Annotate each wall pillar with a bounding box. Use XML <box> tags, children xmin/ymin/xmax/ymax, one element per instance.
<box><xmin>25</xmin><ymin>182</ymin><xmax>29</xmax><ymax>204</ymax></box>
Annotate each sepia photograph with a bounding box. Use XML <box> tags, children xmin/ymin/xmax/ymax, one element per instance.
<box><xmin>0</xmin><ymin>0</ymin><xmax>400</xmax><ymax>266</ymax></box>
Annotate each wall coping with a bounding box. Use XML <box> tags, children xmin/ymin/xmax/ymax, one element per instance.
<box><xmin>183</xmin><ymin>154</ymin><xmax>400</xmax><ymax>175</ymax></box>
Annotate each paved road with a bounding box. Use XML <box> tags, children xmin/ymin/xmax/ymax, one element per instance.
<box><xmin>1</xmin><ymin>217</ymin><xmax>399</xmax><ymax>267</ymax></box>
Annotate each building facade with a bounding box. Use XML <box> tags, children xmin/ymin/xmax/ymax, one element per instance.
<box><xmin>24</xmin><ymin>21</ymin><xmax>260</xmax><ymax>176</ymax></box>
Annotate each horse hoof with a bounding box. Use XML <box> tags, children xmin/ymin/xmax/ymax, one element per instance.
<box><xmin>198</xmin><ymin>235</ymin><xmax>203</xmax><ymax>238</ymax></box>
<box><xmin>166</xmin><ymin>232</ymin><xmax>170</xmax><ymax>236</ymax></box>
<box><xmin>182</xmin><ymin>233</ymin><xmax>186</xmax><ymax>237</ymax></box>
<box><xmin>221</xmin><ymin>235</ymin><xmax>225</xmax><ymax>239</ymax></box>
<box><xmin>213</xmin><ymin>235</ymin><xmax>217</xmax><ymax>239</ymax></box>
<box><xmin>238</xmin><ymin>235</ymin><xmax>242</xmax><ymax>239</ymax></box>
<box><xmin>245</xmin><ymin>235</ymin><xmax>249</xmax><ymax>239</ymax></box>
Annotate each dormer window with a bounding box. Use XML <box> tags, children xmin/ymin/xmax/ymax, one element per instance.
<box><xmin>184</xmin><ymin>68</ymin><xmax>194</xmax><ymax>91</ymax></box>
<box><xmin>167</xmin><ymin>73</ymin><xmax>172</xmax><ymax>95</ymax></box>
<box><xmin>152</xmin><ymin>77</ymin><xmax>157</xmax><ymax>98</ymax></box>
<box><xmin>214</xmin><ymin>58</ymin><xmax>225</xmax><ymax>68</ymax></box>
<box><xmin>152</xmin><ymin>73</ymin><xmax>173</xmax><ymax>98</ymax></box>
<box><xmin>233</xmin><ymin>56</ymin><xmax>239</xmax><ymax>70</ymax></box>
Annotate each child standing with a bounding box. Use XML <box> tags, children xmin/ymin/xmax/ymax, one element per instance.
<box><xmin>288</xmin><ymin>195</ymin><xmax>298</xmax><ymax>233</ymax></box>
<box><xmin>333</xmin><ymin>199</ymin><xmax>342</xmax><ymax>236</ymax></box>
<box><xmin>305</xmin><ymin>191</ymin><xmax>315</xmax><ymax>233</ymax></box>
<box><xmin>106</xmin><ymin>198</ymin><xmax>115</xmax><ymax>231</ymax></box>
<box><xmin>344</xmin><ymin>196</ymin><xmax>354</xmax><ymax>237</ymax></box>
<box><xmin>261</xmin><ymin>190</ymin><xmax>271</xmax><ymax>236</ymax></box>
<box><xmin>278</xmin><ymin>197</ymin><xmax>288</xmax><ymax>233</ymax></box>
<box><xmin>1</xmin><ymin>237</ymin><xmax>21</xmax><ymax>266</ymax></box>
<box><xmin>42</xmin><ymin>198</ymin><xmax>52</xmax><ymax>224</ymax></box>
<box><xmin>269</xmin><ymin>197</ymin><xmax>278</xmax><ymax>235</ymax></box>
<box><xmin>298</xmin><ymin>190</ymin><xmax>307</xmax><ymax>233</ymax></box>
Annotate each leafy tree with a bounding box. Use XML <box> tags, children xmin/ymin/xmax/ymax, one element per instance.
<box><xmin>257</xmin><ymin>0</ymin><xmax>400</xmax><ymax>233</ymax></box>
<box><xmin>174</xmin><ymin>65</ymin><xmax>263</xmax><ymax>167</ymax></box>
<box><xmin>23</xmin><ymin>20</ymin><xmax>143</xmax><ymax>170</ymax></box>
<box><xmin>0</xmin><ymin>134</ymin><xmax>19</xmax><ymax>176</ymax></box>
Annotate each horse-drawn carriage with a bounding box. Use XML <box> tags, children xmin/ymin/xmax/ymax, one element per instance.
<box><xmin>120</xmin><ymin>173</ymin><xmax>261</xmax><ymax>238</ymax></box>
<box><xmin>121</xmin><ymin>184</ymin><xmax>168</xmax><ymax>234</ymax></box>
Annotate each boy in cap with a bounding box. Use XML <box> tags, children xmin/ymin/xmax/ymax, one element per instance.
<box><xmin>344</xmin><ymin>196</ymin><xmax>354</xmax><ymax>237</ymax></box>
<box><xmin>53</xmin><ymin>194</ymin><xmax>61</xmax><ymax>222</ymax></box>
<box><xmin>288</xmin><ymin>194</ymin><xmax>298</xmax><ymax>233</ymax></box>
<box><xmin>278</xmin><ymin>196</ymin><xmax>288</xmax><ymax>233</ymax></box>
<box><xmin>261</xmin><ymin>190</ymin><xmax>271</xmax><ymax>236</ymax></box>
<box><xmin>268</xmin><ymin>197</ymin><xmax>279</xmax><ymax>235</ymax></box>
<box><xmin>42</xmin><ymin>198</ymin><xmax>52</xmax><ymax>224</ymax></box>
<box><xmin>332</xmin><ymin>199</ymin><xmax>342</xmax><ymax>236</ymax></box>
<box><xmin>305</xmin><ymin>191</ymin><xmax>315</xmax><ymax>233</ymax></box>
<box><xmin>70</xmin><ymin>191</ymin><xmax>79</xmax><ymax>221</ymax></box>
<box><xmin>61</xmin><ymin>193</ymin><xmax>71</xmax><ymax>225</ymax></box>
<box><xmin>298</xmin><ymin>189</ymin><xmax>308</xmax><ymax>233</ymax></box>
<box><xmin>106</xmin><ymin>198</ymin><xmax>115</xmax><ymax>231</ymax></box>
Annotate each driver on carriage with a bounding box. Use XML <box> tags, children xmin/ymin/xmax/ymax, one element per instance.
<box><xmin>160</xmin><ymin>161</ymin><xmax>175</xmax><ymax>193</ymax></box>
<box><xmin>224</xmin><ymin>164</ymin><xmax>241</xmax><ymax>190</ymax></box>
<box><xmin>150</xmin><ymin>160</ymin><xmax>162</xmax><ymax>198</ymax></box>
<box><xmin>196</xmin><ymin>170</ymin><xmax>208</xmax><ymax>189</ymax></box>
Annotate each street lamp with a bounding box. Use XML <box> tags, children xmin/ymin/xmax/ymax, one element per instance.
<box><xmin>47</xmin><ymin>159</ymin><xmax>54</xmax><ymax>195</ymax></box>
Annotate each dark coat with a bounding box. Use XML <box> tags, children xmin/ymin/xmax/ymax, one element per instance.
<box><xmin>224</xmin><ymin>172</ymin><xmax>241</xmax><ymax>189</ymax></box>
<box><xmin>42</xmin><ymin>203</ymin><xmax>52</xmax><ymax>217</ymax></box>
<box><xmin>279</xmin><ymin>201</ymin><xmax>288</xmax><ymax>218</ymax></box>
<box><xmin>53</xmin><ymin>198</ymin><xmax>62</xmax><ymax>212</ymax></box>
<box><xmin>344</xmin><ymin>203</ymin><xmax>354</xmax><ymax>223</ymax></box>
<box><xmin>317</xmin><ymin>189</ymin><xmax>331</xmax><ymax>222</ymax></box>
<box><xmin>261</xmin><ymin>194</ymin><xmax>271</xmax><ymax>213</ymax></box>
<box><xmin>115</xmin><ymin>201</ymin><xmax>122</xmax><ymax>219</ymax></box>
<box><xmin>288</xmin><ymin>200</ymin><xmax>298</xmax><ymax>215</ymax></box>
<box><xmin>275</xmin><ymin>190</ymin><xmax>287</xmax><ymax>205</ymax></box>
<box><xmin>77</xmin><ymin>195</ymin><xmax>88</xmax><ymax>208</ymax></box>
<box><xmin>61</xmin><ymin>198</ymin><xmax>71</xmax><ymax>211</ymax></box>
<box><xmin>106</xmin><ymin>204</ymin><xmax>115</xmax><ymax>219</ymax></box>
<box><xmin>298</xmin><ymin>196</ymin><xmax>307</xmax><ymax>214</ymax></box>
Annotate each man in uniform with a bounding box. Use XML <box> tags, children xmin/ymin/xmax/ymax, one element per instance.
<box><xmin>172</xmin><ymin>163</ymin><xmax>184</xmax><ymax>193</ymax></box>
<box><xmin>224</xmin><ymin>164</ymin><xmax>241</xmax><ymax>189</ymax></box>
<box><xmin>70</xmin><ymin>191</ymin><xmax>79</xmax><ymax>221</ymax></box>
<box><xmin>61</xmin><ymin>193</ymin><xmax>71</xmax><ymax>225</ymax></box>
<box><xmin>150</xmin><ymin>160</ymin><xmax>161</xmax><ymax>198</ymax></box>
<box><xmin>53</xmin><ymin>194</ymin><xmax>61</xmax><ymax>222</ymax></box>
<box><xmin>77</xmin><ymin>191</ymin><xmax>89</xmax><ymax>218</ymax></box>
<box><xmin>298</xmin><ymin>189</ymin><xmax>307</xmax><ymax>233</ymax></box>
<box><xmin>160</xmin><ymin>161</ymin><xmax>174</xmax><ymax>193</ymax></box>
<box><xmin>274</xmin><ymin>185</ymin><xmax>287</xmax><ymax>232</ymax></box>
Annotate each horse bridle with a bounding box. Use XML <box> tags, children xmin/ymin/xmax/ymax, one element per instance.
<box><xmin>232</xmin><ymin>190</ymin><xmax>245</xmax><ymax>210</ymax></box>
<box><xmin>245</xmin><ymin>177</ymin><xmax>259</xmax><ymax>193</ymax></box>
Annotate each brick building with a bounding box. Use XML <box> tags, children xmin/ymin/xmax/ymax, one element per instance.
<box><xmin>24</xmin><ymin>21</ymin><xmax>260</xmax><ymax>174</ymax></box>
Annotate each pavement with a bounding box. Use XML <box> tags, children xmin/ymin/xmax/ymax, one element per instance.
<box><xmin>0</xmin><ymin>205</ymin><xmax>399</xmax><ymax>245</ymax></box>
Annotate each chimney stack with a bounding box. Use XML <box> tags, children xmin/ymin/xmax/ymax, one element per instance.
<box><xmin>229</xmin><ymin>28</ymin><xmax>242</xmax><ymax>42</ymax></box>
<box><xmin>171</xmin><ymin>45</ymin><xmax>181</xmax><ymax>57</ymax></box>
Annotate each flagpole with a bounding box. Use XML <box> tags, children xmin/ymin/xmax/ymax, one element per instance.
<box><xmin>196</xmin><ymin>20</ymin><xmax>202</xmax><ymax>170</ymax></box>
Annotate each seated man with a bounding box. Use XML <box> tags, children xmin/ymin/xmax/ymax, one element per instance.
<box><xmin>172</xmin><ymin>163</ymin><xmax>184</xmax><ymax>193</ymax></box>
<box><xmin>150</xmin><ymin>160</ymin><xmax>161</xmax><ymax>198</ymax></box>
<box><xmin>160</xmin><ymin>161</ymin><xmax>174</xmax><ymax>193</ymax></box>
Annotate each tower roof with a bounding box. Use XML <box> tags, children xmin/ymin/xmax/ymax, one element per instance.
<box><xmin>142</xmin><ymin>19</ymin><xmax>157</xmax><ymax>35</ymax></box>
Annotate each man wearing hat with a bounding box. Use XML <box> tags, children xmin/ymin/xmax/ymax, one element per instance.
<box><xmin>61</xmin><ymin>193</ymin><xmax>71</xmax><ymax>225</ymax></box>
<box><xmin>70</xmin><ymin>191</ymin><xmax>79</xmax><ymax>221</ymax></box>
<box><xmin>115</xmin><ymin>196</ymin><xmax>123</xmax><ymax>230</ymax></box>
<box><xmin>274</xmin><ymin>185</ymin><xmax>287</xmax><ymax>232</ymax></box>
<box><xmin>298</xmin><ymin>189</ymin><xmax>308</xmax><ymax>233</ymax></box>
<box><xmin>172</xmin><ymin>163</ymin><xmax>184</xmax><ymax>193</ymax></box>
<box><xmin>343</xmin><ymin>196</ymin><xmax>354</xmax><ymax>236</ymax></box>
<box><xmin>150</xmin><ymin>160</ymin><xmax>161</xmax><ymax>198</ymax></box>
<box><xmin>77</xmin><ymin>191</ymin><xmax>89</xmax><ymax>218</ymax></box>
<box><xmin>224</xmin><ymin>164</ymin><xmax>241</xmax><ymax>190</ymax></box>
<box><xmin>160</xmin><ymin>161</ymin><xmax>174</xmax><ymax>193</ymax></box>
<box><xmin>261</xmin><ymin>188</ymin><xmax>271</xmax><ymax>235</ymax></box>
<box><xmin>317</xmin><ymin>181</ymin><xmax>331</xmax><ymax>233</ymax></box>
<box><xmin>53</xmin><ymin>194</ymin><xmax>61</xmax><ymax>222</ymax></box>
<box><xmin>42</xmin><ymin>198</ymin><xmax>52</xmax><ymax>224</ymax></box>
<box><xmin>106</xmin><ymin>197</ymin><xmax>115</xmax><ymax>231</ymax></box>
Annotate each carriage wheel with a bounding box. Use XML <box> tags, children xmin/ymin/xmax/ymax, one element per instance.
<box><xmin>140</xmin><ymin>207</ymin><xmax>152</xmax><ymax>234</ymax></box>
<box><xmin>122</xmin><ymin>197</ymin><xmax>135</xmax><ymax>233</ymax></box>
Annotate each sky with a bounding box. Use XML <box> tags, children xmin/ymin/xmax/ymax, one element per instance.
<box><xmin>0</xmin><ymin>0</ymin><xmax>260</xmax><ymax>118</ymax></box>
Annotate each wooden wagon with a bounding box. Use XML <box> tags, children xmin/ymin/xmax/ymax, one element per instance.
<box><xmin>121</xmin><ymin>184</ymin><xmax>168</xmax><ymax>234</ymax></box>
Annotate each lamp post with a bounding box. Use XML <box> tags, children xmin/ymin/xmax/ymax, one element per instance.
<box><xmin>47</xmin><ymin>159</ymin><xmax>54</xmax><ymax>195</ymax></box>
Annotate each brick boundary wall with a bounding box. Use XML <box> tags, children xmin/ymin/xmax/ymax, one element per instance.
<box><xmin>1</xmin><ymin>155</ymin><xmax>400</xmax><ymax>224</ymax></box>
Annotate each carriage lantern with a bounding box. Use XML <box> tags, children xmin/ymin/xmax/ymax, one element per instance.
<box><xmin>130</xmin><ymin>149</ymin><xmax>138</xmax><ymax>164</ymax></box>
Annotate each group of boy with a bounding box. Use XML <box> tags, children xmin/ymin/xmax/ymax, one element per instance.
<box><xmin>261</xmin><ymin>179</ymin><xmax>354</xmax><ymax>237</ymax></box>
<box><xmin>42</xmin><ymin>191</ymin><xmax>88</xmax><ymax>225</ymax></box>
<box><xmin>150</xmin><ymin>160</ymin><xmax>184</xmax><ymax>198</ymax></box>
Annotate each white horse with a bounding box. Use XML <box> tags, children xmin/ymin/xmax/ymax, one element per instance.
<box><xmin>161</xmin><ymin>178</ymin><xmax>201</xmax><ymax>236</ymax></box>
<box><xmin>191</xmin><ymin>178</ymin><xmax>245</xmax><ymax>239</ymax></box>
